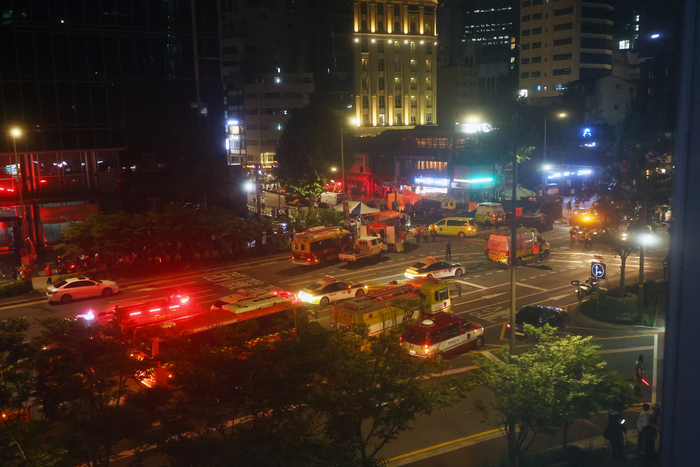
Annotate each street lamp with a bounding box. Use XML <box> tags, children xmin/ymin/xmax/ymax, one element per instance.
<box><xmin>543</xmin><ymin>112</ymin><xmax>567</xmax><ymax>190</ymax></box>
<box><xmin>9</xmin><ymin>127</ymin><xmax>26</xmax><ymax>239</ymax></box>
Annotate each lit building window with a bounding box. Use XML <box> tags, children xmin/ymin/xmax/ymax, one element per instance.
<box><xmin>619</xmin><ymin>40</ymin><xmax>630</xmax><ymax>50</ymax></box>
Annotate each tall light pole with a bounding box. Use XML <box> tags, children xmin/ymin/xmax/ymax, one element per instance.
<box><xmin>542</xmin><ymin>112</ymin><xmax>567</xmax><ymax>190</ymax></box>
<box><xmin>10</xmin><ymin>128</ymin><xmax>26</xmax><ymax>239</ymax></box>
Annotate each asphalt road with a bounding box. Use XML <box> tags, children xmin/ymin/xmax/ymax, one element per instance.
<box><xmin>0</xmin><ymin>220</ymin><xmax>667</xmax><ymax>465</ymax></box>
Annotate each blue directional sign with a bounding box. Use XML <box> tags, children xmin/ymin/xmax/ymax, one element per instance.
<box><xmin>591</xmin><ymin>262</ymin><xmax>606</xmax><ymax>279</ymax></box>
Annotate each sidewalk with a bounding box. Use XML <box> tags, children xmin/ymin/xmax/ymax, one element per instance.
<box><xmin>388</xmin><ymin>409</ymin><xmax>660</xmax><ymax>467</ymax></box>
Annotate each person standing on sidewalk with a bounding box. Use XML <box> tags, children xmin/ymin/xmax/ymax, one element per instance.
<box><xmin>567</xmin><ymin>199</ymin><xmax>572</xmax><ymax>213</ymax></box>
<box><xmin>605</xmin><ymin>411</ymin><xmax>627</xmax><ymax>462</ymax></box>
<box><xmin>44</xmin><ymin>263</ymin><xmax>53</xmax><ymax>285</ymax></box>
<box><xmin>445</xmin><ymin>240</ymin><xmax>452</xmax><ymax>261</ymax></box>
<box><xmin>421</xmin><ymin>225</ymin><xmax>429</xmax><ymax>243</ymax></box>
<box><xmin>636</xmin><ymin>403</ymin><xmax>649</xmax><ymax>454</ymax></box>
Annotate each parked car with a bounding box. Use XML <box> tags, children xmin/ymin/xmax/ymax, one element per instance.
<box><xmin>507</xmin><ymin>305</ymin><xmax>569</xmax><ymax>337</ymax></box>
<box><xmin>429</xmin><ymin>217</ymin><xmax>478</xmax><ymax>237</ymax></box>
<box><xmin>46</xmin><ymin>277</ymin><xmax>119</xmax><ymax>304</ymax></box>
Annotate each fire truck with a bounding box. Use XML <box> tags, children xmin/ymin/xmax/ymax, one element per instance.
<box><xmin>332</xmin><ymin>277</ymin><xmax>452</xmax><ymax>350</ymax></box>
<box><xmin>79</xmin><ymin>294</ymin><xmax>198</xmax><ymax>329</ymax></box>
<box><xmin>132</xmin><ymin>289</ymin><xmax>305</xmax><ymax>387</ymax></box>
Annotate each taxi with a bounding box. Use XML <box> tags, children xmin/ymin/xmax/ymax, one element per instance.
<box><xmin>298</xmin><ymin>276</ymin><xmax>367</xmax><ymax>306</ymax></box>
<box><xmin>404</xmin><ymin>256</ymin><xmax>464</xmax><ymax>279</ymax></box>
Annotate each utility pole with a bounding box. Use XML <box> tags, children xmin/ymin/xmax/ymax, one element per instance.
<box><xmin>638</xmin><ymin>194</ymin><xmax>647</xmax><ymax>321</ymax></box>
<box><xmin>340</xmin><ymin>122</ymin><xmax>346</xmax><ymax>198</ymax></box>
<box><xmin>509</xmin><ymin>113</ymin><xmax>519</xmax><ymax>355</ymax></box>
<box><xmin>542</xmin><ymin>114</ymin><xmax>547</xmax><ymax>191</ymax></box>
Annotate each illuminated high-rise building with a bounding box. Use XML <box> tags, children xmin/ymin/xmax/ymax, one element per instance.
<box><xmin>353</xmin><ymin>1</ymin><xmax>439</xmax><ymax>136</ymax></box>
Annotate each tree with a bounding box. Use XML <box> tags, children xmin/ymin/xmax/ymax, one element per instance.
<box><xmin>154</xmin><ymin>318</ymin><xmax>463</xmax><ymax>467</ymax></box>
<box><xmin>33</xmin><ymin>318</ymin><xmax>154</xmax><ymax>467</ymax></box>
<box><xmin>525</xmin><ymin>327</ymin><xmax>635</xmax><ymax>456</ymax></box>
<box><xmin>275</xmin><ymin>99</ymin><xmax>346</xmax><ymax>197</ymax></box>
<box><xmin>470</xmin><ymin>326</ymin><xmax>634</xmax><ymax>466</ymax></box>
<box><xmin>606</xmin><ymin>236</ymin><xmax>639</xmax><ymax>295</ymax></box>
<box><xmin>0</xmin><ymin>318</ymin><xmax>37</xmax><ymax>464</ymax></box>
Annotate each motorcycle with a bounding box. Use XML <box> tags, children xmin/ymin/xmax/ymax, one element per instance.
<box><xmin>572</xmin><ymin>277</ymin><xmax>599</xmax><ymax>301</ymax></box>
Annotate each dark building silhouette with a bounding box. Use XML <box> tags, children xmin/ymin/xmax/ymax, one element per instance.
<box><xmin>0</xmin><ymin>0</ymin><xmax>223</xmax><ymax>251</ymax></box>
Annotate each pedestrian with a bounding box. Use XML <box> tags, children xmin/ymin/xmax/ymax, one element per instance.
<box><xmin>567</xmin><ymin>199</ymin><xmax>572</xmax><ymax>213</ymax></box>
<box><xmin>455</xmin><ymin>282</ymin><xmax>462</xmax><ymax>298</ymax></box>
<box><xmin>635</xmin><ymin>354</ymin><xmax>646</xmax><ymax>396</ymax></box>
<box><xmin>636</xmin><ymin>403</ymin><xmax>650</xmax><ymax>453</ymax></box>
<box><xmin>445</xmin><ymin>240</ymin><xmax>452</xmax><ymax>261</ymax></box>
<box><xmin>430</xmin><ymin>225</ymin><xmax>437</xmax><ymax>242</ymax></box>
<box><xmin>414</xmin><ymin>226</ymin><xmax>421</xmax><ymax>243</ymax></box>
<box><xmin>45</xmin><ymin>263</ymin><xmax>52</xmax><ymax>285</ymax></box>
<box><xmin>11</xmin><ymin>267</ymin><xmax>18</xmax><ymax>281</ymax></box>
<box><xmin>19</xmin><ymin>266</ymin><xmax>25</xmax><ymax>280</ymax></box>
<box><xmin>575</xmin><ymin>199</ymin><xmax>580</xmax><ymax>209</ymax></box>
<box><xmin>421</xmin><ymin>225</ymin><xmax>429</xmax><ymax>243</ymax></box>
<box><xmin>532</xmin><ymin>242</ymin><xmax>540</xmax><ymax>263</ymax></box>
<box><xmin>584</xmin><ymin>232</ymin><xmax>592</xmax><ymax>249</ymax></box>
<box><xmin>604</xmin><ymin>411</ymin><xmax>627</xmax><ymax>462</ymax></box>
<box><xmin>642</xmin><ymin>421</ymin><xmax>658</xmax><ymax>465</ymax></box>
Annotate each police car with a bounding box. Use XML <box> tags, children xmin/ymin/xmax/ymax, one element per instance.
<box><xmin>404</xmin><ymin>256</ymin><xmax>464</xmax><ymax>279</ymax></box>
<box><xmin>297</xmin><ymin>276</ymin><xmax>367</xmax><ymax>306</ymax></box>
<box><xmin>400</xmin><ymin>312</ymin><xmax>484</xmax><ymax>358</ymax></box>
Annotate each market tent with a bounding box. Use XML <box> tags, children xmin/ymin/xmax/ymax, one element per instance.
<box><xmin>334</xmin><ymin>201</ymin><xmax>380</xmax><ymax>215</ymax></box>
<box><xmin>501</xmin><ymin>186</ymin><xmax>537</xmax><ymax>201</ymax></box>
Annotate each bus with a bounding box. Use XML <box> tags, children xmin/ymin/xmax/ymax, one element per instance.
<box><xmin>133</xmin><ymin>295</ymin><xmax>307</xmax><ymax>387</ymax></box>
<box><xmin>291</xmin><ymin>226</ymin><xmax>352</xmax><ymax>265</ymax></box>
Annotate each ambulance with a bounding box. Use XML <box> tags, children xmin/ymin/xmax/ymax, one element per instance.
<box><xmin>486</xmin><ymin>228</ymin><xmax>550</xmax><ymax>265</ymax></box>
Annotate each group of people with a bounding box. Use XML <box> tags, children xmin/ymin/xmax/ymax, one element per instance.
<box><xmin>413</xmin><ymin>225</ymin><xmax>437</xmax><ymax>243</ymax></box>
<box><xmin>570</xmin><ymin>226</ymin><xmax>593</xmax><ymax>249</ymax></box>
<box><xmin>11</xmin><ymin>265</ymin><xmax>33</xmax><ymax>281</ymax></box>
<box><xmin>605</xmin><ymin>402</ymin><xmax>661</xmax><ymax>464</ymax></box>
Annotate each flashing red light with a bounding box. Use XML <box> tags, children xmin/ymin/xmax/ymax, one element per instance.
<box><xmin>180</xmin><ymin>296</ymin><xmax>189</xmax><ymax>304</ymax></box>
<box><xmin>169</xmin><ymin>305</ymin><xmax>180</xmax><ymax>309</ymax></box>
<box><xmin>306</xmin><ymin>258</ymin><xmax>311</xmax><ymax>262</ymax></box>
<box><xmin>40</xmin><ymin>179</ymin><xmax>48</xmax><ymax>183</ymax></box>
<box><xmin>423</xmin><ymin>344</ymin><xmax>430</xmax><ymax>351</ymax></box>
<box><xmin>0</xmin><ymin>188</ymin><xmax>4</xmax><ymax>191</ymax></box>
<box><xmin>149</xmin><ymin>308</ymin><xmax>161</xmax><ymax>313</ymax></box>
<box><xmin>130</xmin><ymin>312</ymin><xmax>142</xmax><ymax>316</ymax></box>
<box><xmin>7</xmin><ymin>189</ymin><xmax>14</xmax><ymax>192</ymax></box>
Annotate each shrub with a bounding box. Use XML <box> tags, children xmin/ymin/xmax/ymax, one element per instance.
<box><xmin>0</xmin><ymin>279</ymin><xmax>34</xmax><ymax>298</ymax></box>
<box><xmin>579</xmin><ymin>280</ymin><xmax>666</xmax><ymax>326</ymax></box>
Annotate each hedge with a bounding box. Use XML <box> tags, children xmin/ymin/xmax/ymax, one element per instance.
<box><xmin>0</xmin><ymin>279</ymin><xmax>34</xmax><ymax>299</ymax></box>
<box><xmin>578</xmin><ymin>279</ymin><xmax>666</xmax><ymax>326</ymax></box>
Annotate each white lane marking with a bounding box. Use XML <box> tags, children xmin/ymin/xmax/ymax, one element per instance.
<box><xmin>529</xmin><ymin>293</ymin><xmax>574</xmax><ymax>305</ymax></box>
<box><xmin>136</xmin><ymin>281</ymin><xmax>197</xmax><ymax>292</ymax></box>
<box><xmin>460</xmin><ymin>292</ymin><xmax>509</xmax><ymax>304</ymax></box>
<box><xmin>455</xmin><ymin>280</ymin><xmax>489</xmax><ymax>290</ymax></box>
<box><xmin>481</xmin><ymin>351</ymin><xmax>502</xmax><ymax>363</ymax></box>
<box><xmin>597</xmin><ymin>345</ymin><xmax>653</xmax><ymax>355</ymax></box>
<box><xmin>453</xmin><ymin>284</ymin><xmax>571</xmax><ymax>314</ymax></box>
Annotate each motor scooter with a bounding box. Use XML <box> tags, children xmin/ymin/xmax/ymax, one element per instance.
<box><xmin>571</xmin><ymin>277</ymin><xmax>599</xmax><ymax>301</ymax></box>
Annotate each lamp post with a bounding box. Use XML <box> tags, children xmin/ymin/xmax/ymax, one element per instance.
<box><xmin>10</xmin><ymin>128</ymin><xmax>26</xmax><ymax>239</ymax></box>
<box><xmin>543</xmin><ymin>112</ymin><xmax>567</xmax><ymax>190</ymax></box>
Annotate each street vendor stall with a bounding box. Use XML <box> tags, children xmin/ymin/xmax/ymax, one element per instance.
<box><xmin>359</xmin><ymin>210</ymin><xmax>411</xmax><ymax>252</ymax></box>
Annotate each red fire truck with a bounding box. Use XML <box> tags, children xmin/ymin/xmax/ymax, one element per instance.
<box><xmin>132</xmin><ymin>290</ymin><xmax>306</xmax><ymax>387</ymax></box>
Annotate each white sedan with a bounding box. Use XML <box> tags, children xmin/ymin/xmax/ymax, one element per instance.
<box><xmin>298</xmin><ymin>278</ymin><xmax>367</xmax><ymax>306</ymax></box>
<box><xmin>46</xmin><ymin>277</ymin><xmax>119</xmax><ymax>304</ymax></box>
<box><xmin>404</xmin><ymin>258</ymin><xmax>465</xmax><ymax>280</ymax></box>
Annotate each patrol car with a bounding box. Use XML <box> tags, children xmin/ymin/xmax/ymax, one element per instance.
<box><xmin>297</xmin><ymin>276</ymin><xmax>367</xmax><ymax>306</ymax></box>
<box><xmin>404</xmin><ymin>256</ymin><xmax>464</xmax><ymax>279</ymax></box>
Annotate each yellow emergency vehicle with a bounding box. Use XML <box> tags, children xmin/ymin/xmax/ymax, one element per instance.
<box><xmin>332</xmin><ymin>277</ymin><xmax>451</xmax><ymax>350</ymax></box>
<box><xmin>486</xmin><ymin>228</ymin><xmax>550</xmax><ymax>265</ymax></box>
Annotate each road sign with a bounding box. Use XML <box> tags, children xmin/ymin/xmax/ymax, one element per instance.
<box><xmin>591</xmin><ymin>262</ymin><xmax>606</xmax><ymax>279</ymax></box>
<box><xmin>20</xmin><ymin>249</ymin><xmax>28</xmax><ymax>257</ymax></box>
<box><xmin>515</xmin><ymin>207</ymin><xmax>523</xmax><ymax>217</ymax></box>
